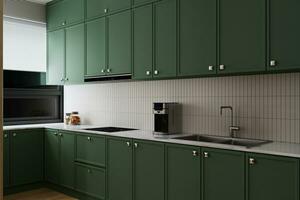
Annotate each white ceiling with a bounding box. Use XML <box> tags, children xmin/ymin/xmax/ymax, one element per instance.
<box><xmin>26</xmin><ymin>0</ymin><xmax>53</xmax><ymax>5</ymax></box>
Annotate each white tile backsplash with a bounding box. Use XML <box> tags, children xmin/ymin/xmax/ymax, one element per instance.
<box><xmin>64</xmin><ymin>73</ymin><xmax>300</xmax><ymax>143</ymax></box>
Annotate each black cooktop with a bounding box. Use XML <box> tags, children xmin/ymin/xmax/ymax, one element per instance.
<box><xmin>85</xmin><ymin>127</ymin><xmax>137</xmax><ymax>133</ymax></box>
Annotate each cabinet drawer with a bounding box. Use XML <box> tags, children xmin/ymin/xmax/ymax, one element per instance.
<box><xmin>75</xmin><ymin>164</ymin><xmax>106</xmax><ymax>199</ymax></box>
<box><xmin>76</xmin><ymin>134</ymin><xmax>106</xmax><ymax>167</ymax></box>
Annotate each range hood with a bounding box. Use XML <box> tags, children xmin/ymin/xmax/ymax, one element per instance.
<box><xmin>4</xmin><ymin>70</ymin><xmax>47</xmax><ymax>88</ymax></box>
<box><xmin>84</xmin><ymin>73</ymin><xmax>132</xmax><ymax>82</ymax></box>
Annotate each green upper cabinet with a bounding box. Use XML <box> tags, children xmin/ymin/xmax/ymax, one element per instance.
<box><xmin>178</xmin><ymin>0</ymin><xmax>217</xmax><ymax>76</ymax></box>
<box><xmin>218</xmin><ymin>0</ymin><xmax>266</xmax><ymax>74</ymax></box>
<box><xmin>133</xmin><ymin>0</ymin><xmax>157</xmax><ymax>7</ymax></box>
<box><xmin>202</xmin><ymin>148</ymin><xmax>245</xmax><ymax>200</ymax></box>
<box><xmin>166</xmin><ymin>144</ymin><xmax>201</xmax><ymax>200</ymax></box>
<box><xmin>107</xmin><ymin>11</ymin><xmax>132</xmax><ymax>75</ymax></box>
<box><xmin>154</xmin><ymin>0</ymin><xmax>177</xmax><ymax>79</ymax></box>
<box><xmin>86</xmin><ymin>17</ymin><xmax>106</xmax><ymax>77</ymax></box>
<box><xmin>107</xmin><ymin>137</ymin><xmax>133</xmax><ymax>200</ymax></box>
<box><xmin>47</xmin><ymin>0</ymin><xmax>84</xmax><ymax>31</ymax></box>
<box><xmin>269</xmin><ymin>0</ymin><xmax>300</xmax><ymax>71</ymax></box>
<box><xmin>86</xmin><ymin>0</ymin><xmax>131</xmax><ymax>20</ymax></box>
<box><xmin>4</xmin><ymin>131</ymin><xmax>10</xmax><ymax>188</ymax></box>
<box><xmin>65</xmin><ymin>23</ymin><xmax>85</xmax><ymax>84</ymax></box>
<box><xmin>47</xmin><ymin>29</ymin><xmax>65</xmax><ymax>85</ymax></box>
<box><xmin>10</xmin><ymin>129</ymin><xmax>44</xmax><ymax>186</ymax></box>
<box><xmin>247</xmin><ymin>153</ymin><xmax>299</xmax><ymax>200</ymax></box>
<box><xmin>134</xmin><ymin>140</ymin><xmax>165</xmax><ymax>200</ymax></box>
<box><xmin>133</xmin><ymin>5</ymin><xmax>153</xmax><ymax>80</ymax></box>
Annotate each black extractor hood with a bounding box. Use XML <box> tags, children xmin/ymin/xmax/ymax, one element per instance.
<box><xmin>4</xmin><ymin>70</ymin><xmax>47</xmax><ymax>88</ymax></box>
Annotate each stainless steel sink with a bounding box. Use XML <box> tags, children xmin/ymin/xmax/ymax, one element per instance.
<box><xmin>173</xmin><ymin>135</ymin><xmax>271</xmax><ymax>147</ymax></box>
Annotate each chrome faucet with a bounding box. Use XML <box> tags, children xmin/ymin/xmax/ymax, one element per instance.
<box><xmin>220</xmin><ymin>106</ymin><xmax>240</xmax><ymax>138</ymax></box>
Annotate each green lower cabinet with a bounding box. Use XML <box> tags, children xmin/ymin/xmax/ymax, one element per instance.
<box><xmin>134</xmin><ymin>140</ymin><xmax>165</xmax><ymax>200</ymax></box>
<box><xmin>247</xmin><ymin>153</ymin><xmax>299</xmax><ymax>200</ymax></box>
<box><xmin>4</xmin><ymin>131</ymin><xmax>10</xmax><ymax>188</ymax></box>
<box><xmin>75</xmin><ymin>163</ymin><xmax>106</xmax><ymax>200</ymax></box>
<box><xmin>202</xmin><ymin>148</ymin><xmax>245</xmax><ymax>200</ymax></box>
<box><xmin>11</xmin><ymin>129</ymin><xmax>44</xmax><ymax>186</ymax></box>
<box><xmin>166</xmin><ymin>144</ymin><xmax>201</xmax><ymax>200</ymax></box>
<box><xmin>107</xmin><ymin>137</ymin><xmax>133</xmax><ymax>200</ymax></box>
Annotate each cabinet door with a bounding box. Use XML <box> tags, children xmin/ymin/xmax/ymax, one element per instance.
<box><xmin>202</xmin><ymin>148</ymin><xmax>245</xmax><ymax>200</ymax></box>
<box><xmin>134</xmin><ymin>140</ymin><xmax>164</xmax><ymax>200</ymax></box>
<box><xmin>4</xmin><ymin>131</ymin><xmax>10</xmax><ymax>188</ymax></box>
<box><xmin>86</xmin><ymin>17</ymin><xmax>106</xmax><ymax>77</ymax></box>
<box><xmin>45</xmin><ymin>129</ymin><xmax>60</xmax><ymax>185</ymax></box>
<box><xmin>107</xmin><ymin>137</ymin><xmax>133</xmax><ymax>200</ymax></box>
<box><xmin>64</xmin><ymin>0</ymin><xmax>84</xmax><ymax>26</ymax></box>
<box><xmin>218</xmin><ymin>0</ymin><xmax>266</xmax><ymax>74</ymax></box>
<box><xmin>11</xmin><ymin>129</ymin><xmax>44</xmax><ymax>186</ymax></box>
<box><xmin>108</xmin><ymin>11</ymin><xmax>131</xmax><ymax>75</ymax></box>
<box><xmin>179</xmin><ymin>0</ymin><xmax>217</xmax><ymax>76</ymax></box>
<box><xmin>269</xmin><ymin>0</ymin><xmax>300</xmax><ymax>71</ymax></box>
<box><xmin>47</xmin><ymin>1</ymin><xmax>65</xmax><ymax>30</ymax></box>
<box><xmin>60</xmin><ymin>131</ymin><xmax>75</xmax><ymax>189</ymax></box>
<box><xmin>166</xmin><ymin>144</ymin><xmax>201</xmax><ymax>200</ymax></box>
<box><xmin>154</xmin><ymin>0</ymin><xmax>177</xmax><ymax>78</ymax></box>
<box><xmin>247</xmin><ymin>153</ymin><xmax>299</xmax><ymax>200</ymax></box>
<box><xmin>133</xmin><ymin>5</ymin><xmax>153</xmax><ymax>80</ymax></box>
<box><xmin>47</xmin><ymin>29</ymin><xmax>65</xmax><ymax>85</ymax></box>
<box><xmin>133</xmin><ymin>0</ymin><xmax>157</xmax><ymax>7</ymax></box>
<box><xmin>65</xmin><ymin>23</ymin><xmax>85</xmax><ymax>84</ymax></box>
<box><xmin>107</xmin><ymin>0</ymin><xmax>131</xmax><ymax>14</ymax></box>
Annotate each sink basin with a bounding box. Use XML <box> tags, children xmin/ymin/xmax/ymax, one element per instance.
<box><xmin>173</xmin><ymin>135</ymin><xmax>270</xmax><ymax>147</ymax></box>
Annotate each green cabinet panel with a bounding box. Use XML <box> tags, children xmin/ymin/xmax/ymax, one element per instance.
<box><xmin>47</xmin><ymin>29</ymin><xmax>65</xmax><ymax>85</ymax></box>
<box><xmin>4</xmin><ymin>131</ymin><xmax>10</xmax><ymax>188</ymax></box>
<box><xmin>202</xmin><ymin>148</ymin><xmax>245</xmax><ymax>200</ymax></box>
<box><xmin>247</xmin><ymin>153</ymin><xmax>299</xmax><ymax>200</ymax></box>
<box><xmin>65</xmin><ymin>23</ymin><xmax>85</xmax><ymax>84</ymax></box>
<box><xmin>133</xmin><ymin>5</ymin><xmax>153</xmax><ymax>80</ymax></box>
<box><xmin>86</xmin><ymin>18</ymin><xmax>106</xmax><ymax>76</ymax></box>
<box><xmin>178</xmin><ymin>0</ymin><xmax>217</xmax><ymax>76</ymax></box>
<box><xmin>134</xmin><ymin>140</ymin><xmax>164</xmax><ymax>200</ymax></box>
<box><xmin>11</xmin><ymin>129</ymin><xmax>44</xmax><ymax>186</ymax></box>
<box><xmin>108</xmin><ymin>11</ymin><xmax>132</xmax><ymax>75</ymax></box>
<box><xmin>133</xmin><ymin>0</ymin><xmax>157</xmax><ymax>7</ymax></box>
<box><xmin>75</xmin><ymin>164</ymin><xmax>106</xmax><ymax>199</ymax></box>
<box><xmin>76</xmin><ymin>134</ymin><xmax>106</xmax><ymax>167</ymax></box>
<box><xmin>47</xmin><ymin>1</ymin><xmax>66</xmax><ymax>30</ymax></box>
<box><xmin>218</xmin><ymin>0</ymin><xmax>266</xmax><ymax>74</ymax></box>
<box><xmin>64</xmin><ymin>0</ymin><xmax>84</xmax><ymax>26</ymax></box>
<box><xmin>154</xmin><ymin>0</ymin><xmax>177</xmax><ymax>78</ymax></box>
<box><xmin>269</xmin><ymin>0</ymin><xmax>300</xmax><ymax>71</ymax></box>
<box><xmin>166</xmin><ymin>144</ymin><xmax>201</xmax><ymax>200</ymax></box>
<box><xmin>107</xmin><ymin>137</ymin><xmax>133</xmax><ymax>200</ymax></box>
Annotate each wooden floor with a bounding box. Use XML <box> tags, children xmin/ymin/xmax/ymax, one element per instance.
<box><xmin>4</xmin><ymin>188</ymin><xmax>78</xmax><ymax>200</ymax></box>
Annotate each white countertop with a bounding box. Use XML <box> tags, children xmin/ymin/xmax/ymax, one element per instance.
<box><xmin>4</xmin><ymin>123</ymin><xmax>300</xmax><ymax>158</ymax></box>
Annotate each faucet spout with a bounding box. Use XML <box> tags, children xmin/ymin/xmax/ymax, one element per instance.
<box><xmin>220</xmin><ymin>105</ymin><xmax>240</xmax><ymax>138</ymax></box>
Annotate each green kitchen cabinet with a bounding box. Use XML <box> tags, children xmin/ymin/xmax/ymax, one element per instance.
<box><xmin>268</xmin><ymin>0</ymin><xmax>300</xmax><ymax>71</ymax></box>
<box><xmin>65</xmin><ymin>23</ymin><xmax>85</xmax><ymax>84</ymax></box>
<box><xmin>133</xmin><ymin>5</ymin><xmax>153</xmax><ymax>80</ymax></box>
<box><xmin>107</xmin><ymin>137</ymin><xmax>133</xmax><ymax>200</ymax></box>
<box><xmin>133</xmin><ymin>140</ymin><xmax>165</xmax><ymax>200</ymax></box>
<box><xmin>47</xmin><ymin>29</ymin><xmax>65</xmax><ymax>85</ymax></box>
<box><xmin>107</xmin><ymin>11</ymin><xmax>132</xmax><ymax>75</ymax></box>
<box><xmin>218</xmin><ymin>0</ymin><xmax>266</xmax><ymax>74</ymax></box>
<box><xmin>47</xmin><ymin>0</ymin><xmax>66</xmax><ymax>31</ymax></box>
<box><xmin>247</xmin><ymin>153</ymin><xmax>299</xmax><ymax>200</ymax></box>
<box><xmin>10</xmin><ymin>129</ymin><xmax>44</xmax><ymax>186</ymax></box>
<box><xmin>4</xmin><ymin>131</ymin><xmax>10</xmax><ymax>188</ymax></box>
<box><xmin>202</xmin><ymin>148</ymin><xmax>245</xmax><ymax>200</ymax></box>
<box><xmin>133</xmin><ymin>0</ymin><xmax>157</xmax><ymax>7</ymax></box>
<box><xmin>86</xmin><ymin>17</ymin><xmax>106</xmax><ymax>77</ymax></box>
<box><xmin>166</xmin><ymin>144</ymin><xmax>201</xmax><ymax>200</ymax></box>
<box><xmin>178</xmin><ymin>0</ymin><xmax>217</xmax><ymax>76</ymax></box>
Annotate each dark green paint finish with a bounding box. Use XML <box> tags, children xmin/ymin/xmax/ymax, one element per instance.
<box><xmin>108</xmin><ymin>11</ymin><xmax>132</xmax><ymax>75</ymax></box>
<box><xmin>218</xmin><ymin>0</ymin><xmax>266</xmax><ymax>74</ymax></box>
<box><xmin>107</xmin><ymin>137</ymin><xmax>133</xmax><ymax>200</ymax></box>
<box><xmin>65</xmin><ymin>23</ymin><xmax>85</xmax><ymax>84</ymax></box>
<box><xmin>165</xmin><ymin>144</ymin><xmax>201</xmax><ymax>200</ymax></box>
<box><xmin>154</xmin><ymin>0</ymin><xmax>177</xmax><ymax>78</ymax></box>
<box><xmin>4</xmin><ymin>131</ymin><xmax>10</xmax><ymax>188</ymax></box>
<box><xmin>64</xmin><ymin>0</ymin><xmax>85</xmax><ymax>26</ymax></box>
<box><xmin>47</xmin><ymin>1</ymin><xmax>66</xmax><ymax>31</ymax></box>
<box><xmin>76</xmin><ymin>134</ymin><xmax>106</xmax><ymax>167</ymax></box>
<box><xmin>178</xmin><ymin>0</ymin><xmax>217</xmax><ymax>76</ymax></box>
<box><xmin>11</xmin><ymin>129</ymin><xmax>44</xmax><ymax>186</ymax></box>
<box><xmin>246</xmin><ymin>153</ymin><xmax>299</xmax><ymax>200</ymax></box>
<box><xmin>202</xmin><ymin>148</ymin><xmax>245</xmax><ymax>200</ymax></box>
<box><xmin>134</xmin><ymin>140</ymin><xmax>164</xmax><ymax>200</ymax></box>
<box><xmin>75</xmin><ymin>163</ymin><xmax>106</xmax><ymax>200</ymax></box>
<box><xmin>133</xmin><ymin>0</ymin><xmax>157</xmax><ymax>7</ymax></box>
<box><xmin>133</xmin><ymin>5</ymin><xmax>153</xmax><ymax>80</ymax></box>
<box><xmin>86</xmin><ymin>17</ymin><xmax>106</xmax><ymax>76</ymax></box>
<box><xmin>269</xmin><ymin>0</ymin><xmax>300</xmax><ymax>71</ymax></box>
